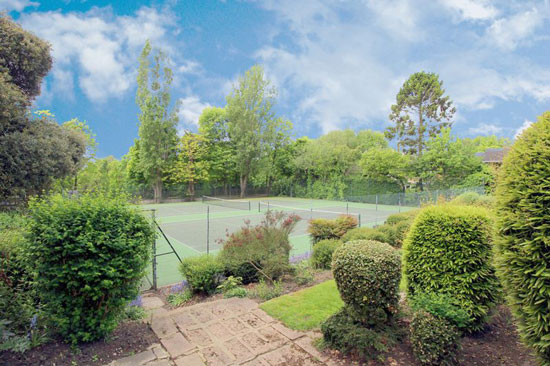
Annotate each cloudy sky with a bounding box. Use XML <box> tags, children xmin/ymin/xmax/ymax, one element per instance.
<box><xmin>3</xmin><ymin>0</ymin><xmax>550</xmax><ymax>157</ymax></box>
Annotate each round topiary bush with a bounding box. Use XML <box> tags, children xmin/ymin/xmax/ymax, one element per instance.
<box><xmin>26</xmin><ymin>194</ymin><xmax>155</xmax><ymax>344</ymax></box>
<box><xmin>403</xmin><ymin>205</ymin><xmax>499</xmax><ymax>332</ymax></box>
<box><xmin>311</xmin><ymin>239</ymin><xmax>341</xmax><ymax>269</ymax></box>
<box><xmin>332</xmin><ymin>240</ymin><xmax>401</xmax><ymax>325</ymax></box>
<box><xmin>495</xmin><ymin>112</ymin><xmax>550</xmax><ymax>363</ymax></box>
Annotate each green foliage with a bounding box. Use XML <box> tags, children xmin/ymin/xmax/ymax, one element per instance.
<box><xmin>409</xmin><ymin>292</ymin><xmax>472</xmax><ymax>330</ymax></box>
<box><xmin>123</xmin><ymin>305</ymin><xmax>146</xmax><ymax>321</ymax></box>
<box><xmin>332</xmin><ymin>240</ymin><xmax>401</xmax><ymax>325</ymax></box>
<box><xmin>360</xmin><ymin>148</ymin><xmax>411</xmax><ymax>191</ymax></box>
<box><xmin>219</xmin><ymin>211</ymin><xmax>299</xmax><ymax>283</ymax></box>
<box><xmin>450</xmin><ymin>192</ymin><xmax>494</xmax><ymax>208</ymax></box>
<box><xmin>170</xmin><ymin>132</ymin><xmax>210</xmax><ymax>197</ymax></box>
<box><xmin>321</xmin><ymin>307</ymin><xmax>402</xmax><ymax>360</ymax></box>
<box><xmin>166</xmin><ymin>289</ymin><xmax>193</xmax><ymax>306</ymax></box>
<box><xmin>409</xmin><ymin>310</ymin><xmax>460</xmax><ymax>366</ymax></box>
<box><xmin>495</xmin><ymin>112</ymin><xmax>550</xmax><ymax>364</ymax></box>
<box><xmin>311</xmin><ymin>239</ymin><xmax>341</xmax><ymax>269</ymax></box>
<box><xmin>292</xmin><ymin>261</ymin><xmax>314</xmax><ymax>285</ymax></box>
<box><xmin>308</xmin><ymin>215</ymin><xmax>357</xmax><ymax>244</ymax></box>
<box><xmin>403</xmin><ymin>205</ymin><xmax>499</xmax><ymax>332</ymax></box>
<box><xmin>341</xmin><ymin>227</ymin><xmax>389</xmax><ymax>244</ymax></box>
<box><xmin>385</xmin><ymin>210</ymin><xmax>419</xmax><ymax>226</ymax></box>
<box><xmin>250</xmin><ymin>279</ymin><xmax>283</xmax><ymax>301</ymax></box>
<box><xmin>224</xmin><ymin>287</ymin><xmax>248</xmax><ymax>298</ymax></box>
<box><xmin>26</xmin><ymin>193</ymin><xmax>155</xmax><ymax>344</ymax></box>
<box><xmin>179</xmin><ymin>255</ymin><xmax>224</xmax><ymax>295</ymax></box>
<box><xmin>217</xmin><ymin>275</ymin><xmax>243</xmax><ymax>293</ymax></box>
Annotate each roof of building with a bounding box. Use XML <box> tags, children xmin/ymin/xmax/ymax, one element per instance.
<box><xmin>475</xmin><ymin>147</ymin><xmax>511</xmax><ymax>163</ymax></box>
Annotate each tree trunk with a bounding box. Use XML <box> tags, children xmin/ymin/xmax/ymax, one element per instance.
<box><xmin>153</xmin><ymin>179</ymin><xmax>163</xmax><ymax>203</ymax></box>
<box><xmin>266</xmin><ymin>176</ymin><xmax>272</xmax><ymax>197</ymax></box>
<box><xmin>240</xmin><ymin>174</ymin><xmax>248</xmax><ymax>198</ymax></box>
<box><xmin>188</xmin><ymin>180</ymin><xmax>195</xmax><ymax>198</ymax></box>
<box><xmin>418</xmin><ymin>105</ymin><xmax>424</xmax><ymax>192</ymax></box>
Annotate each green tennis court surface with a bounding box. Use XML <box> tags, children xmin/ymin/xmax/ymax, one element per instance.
<box><xmin>140</xmin><ymin>196</ymin><xmax>410</xmax><ymax>289</ymax></box>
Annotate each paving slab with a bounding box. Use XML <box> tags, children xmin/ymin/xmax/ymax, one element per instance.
<box><xmin>142</xmin><ymin>296</ymin><xmax>165</xmax><ymax>310</ymax></box>
<box><xmin>174</xmin><ymin>353</ymin><xmax>206</xmax><ymax>366</ymax></box>
<box><xmin>160</xmin><ymin>332</ymin><xmax>195</xmax><ymax>358</ymax></box>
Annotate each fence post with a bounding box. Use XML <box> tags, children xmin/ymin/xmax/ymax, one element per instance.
<box><xmin>358</xmin><ymin>214</ymin><xmax>361</xmax><ymax>228</ymax></box>
<box><xmin>310</xmin><ymin>208</ymin><xmax>313</xmax><ymax>220</ymax></box>
<box><xmin>258</xmin><ymin>201</ymin><xmax>261</xmax><ymax>213</ymax></box>
<box><xmin>398</xmin><ymin>193</ymin><xmax>401</xmax><ymax>213</ymax></box>
<box><xmin>346</xmin><ymin>202</ymin><xmax>349</xmax><ymax>214</ymax></box>
<box><xmin>206</xmin><ymin>206</ymin><xmax>210</xmax><ymax>255</ymax></box>
<box><xmin>151</xmin><ymin>209</ymin><xmax>157</xmax><ymax>291</ymax></box>
<box><xmin>376</xmin><ymin>195</ymin><xmax>378</xmax><ymax>211</ymax></box>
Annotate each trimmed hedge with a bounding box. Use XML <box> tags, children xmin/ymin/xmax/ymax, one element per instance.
<box><xmin>180</xmin><ymin>255</ymin><xmax>224</xmax><ymax>294</ymax></box>
<box><xmin>308</xmin><ymin>215</ymin><xmax>357</xmax><ymax>244</ymax></box>
<box><xmin>311</xmin><ymin>239</ymin><xmax>341</xmax><ymax>269</ymax></box>
<box><xmin>495</xmin><ymin>112</ymin><xmax>550</xmax><ymax>363</ymax></box>
<box><xmin>341</xmin><ymin>227</ymin><xmax>390</xmax><ymax>244</ymax></box>
<box><xmin>409</xmin><ymin>310</ymin><xmax>460</xmax><ymax>366</ymax></box>
<box><xmin>409</xmin><ymin>292</ymin><xmax>472</xmax><ymax>331</ymax></box>
<box><xmin>26</xmin><ymin>194</ymin><xmax>155</xmax><ymax>344</ymax></box>
<box><xmin>403</xmin><ymin>205</ymin><xmax>499</xmax><ymax>332</ymax></box>
<box><xmin>385</xmin><ymin>210</ymin><xmax>418</xmax><ymax>226</ymax></box>
<box><xmin>332</xmin><ymin>240</ymin><xmax>401</xmax><ymax>325</ymax></box>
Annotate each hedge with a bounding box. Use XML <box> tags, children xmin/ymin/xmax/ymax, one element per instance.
<box><xmin>308</xmin><ymin>215</ymin><xmax>357</xmax><ymax>244</ymax></box>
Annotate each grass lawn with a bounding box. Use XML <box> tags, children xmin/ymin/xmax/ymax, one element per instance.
<box><xmin>260</xmin><ymin>280</ymin><xmax>344</xmax><ymax>331</ymax></box>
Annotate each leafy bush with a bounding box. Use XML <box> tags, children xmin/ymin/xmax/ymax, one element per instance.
<box><xmin>166</xmin><ymin>289</ymin><xmax>193</xmax><ymax>306</ymax></box>
<box><xmin>26</xmin><ymin>193</ymin><xmax>155</xmax><ymax>344</ymax></box>
<box><xmin>311</xmin><ymin>239</ymin><xmax>341</xmax><ymax>269</ymax></box>
<box><xmin>180</xmin><ymin>255</ymin><xmax>224</xmax><ymax>294</ymax></box>
<box><xmin>217</xmin><ymin>275</ymin><xmax>242</xmax><ymax>293</ymax></box>
<box><xmin>332</xmin><ymin>240</ymin><xmax>401</xmax><ymax>325</ymax></box>
<box><xmin>341</xmin><ymin>227</ymin><xmax>389</xmax><ymax>244</ymax></box>
<box><xmin>219</xmin><ymin>211</ymin><xmax>299</xmax><ymax>283</ymax></box>
<box><xmin>308</xmin><ymin>215</ymin><xmax>357</xmax><ymax>244</ymax></box>
<box><xmin>321</xmin><ymin>306</ymin><xmax>402</xmax><ymax>360</ymax></box>
<box><xmin>409</xmin><ymin>292</ymin><xmax>472</xmax><ymax>330</ymax></box>
<box><xmin>250</xmin><ymin>279</ymin><xmax>283</xmax><ymax>301</ymax></box>
<box><xmin>293</xmin><ymin>261</ymin><xmax>314</xmax><ymax>285</ymax></box>
<box><xmin>495</xmin><ymin>112</ymin><xmax>550</xmax><ymax>363</ymax></box>
<box><xmin>403</xmin><ymin>205</ymin><xmax>499</xmax><ymax>332</ymax></box>
<box><xmin>385</xmin><ymin>210</ymin><xmax>418</xmax><ymax>226</ymax></box>
<box><xmin>224</xmin><ymin>287</ymin><xmax>247</xmax><ymax>298</ymax></box>
<box><xmin>450</xmin><ymin>192</ymin><xmax>494</xmax><ymax>208</ymax></box>
<box><xmin>123</xmin><ymin>305</ymin><xmax>146</xmax><ymax>321</ymax></box>
<box><xmin>409</xmin><ymin>310</ymin><xmax>460</xmax><ymax>366</ymax></box>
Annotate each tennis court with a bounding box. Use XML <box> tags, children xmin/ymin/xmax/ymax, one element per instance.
<box><xmin>140</xmin><ymin>196</ymin><xmax>409</xmax><ymax>288</ymax></box>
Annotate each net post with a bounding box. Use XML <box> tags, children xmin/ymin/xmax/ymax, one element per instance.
<box><xmin>249</xmin><ymin>201</ymin><xmax>251</xmax><ymax>211</ymax></box>
<box><xmin>398</xmin><ymin>194</ymin><xmax>402</xmax><ymax>213</ymax></box>
<box><xmin>358</xmin><ymin>213</ymin><xmax>361</xmax><ymax>228</ymax></box>
<box><xmin>151</xmin><ymin>209</ymin><xmax>157</xmax><ymax>291</ymax></box>
<box><xmin>346</xmin><ymin>202</ymin><xmax>349</xmax><ymax>214</ymax></box>
<box><xmin>258</xmin><ymin>201</ymin><xmax>260</xmax><ymax>212</ymax></box>
<box><xmin>206</xmin><ymin>206</ymin><xmax>210</xmax><ymax>255</ymax></box>
<box><xmin>376</xmin><ymin>195</ymin><xmax>378</xmax><ymax>211</ymax></box>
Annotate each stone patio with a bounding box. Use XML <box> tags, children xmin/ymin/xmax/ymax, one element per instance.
<box><xmin>105</xmin><ymin>296</ymin><xmax>340</xmax><ymax>366</ymax></box>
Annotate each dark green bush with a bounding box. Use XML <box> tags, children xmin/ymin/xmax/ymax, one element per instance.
<box><xmin>321</xmin><ymin>306</ymin><xmax>402</xmax><ymax>360</ymax></box>
<box><xmin>495</xmin><ymin>112</ymin><xmax>550</xmax><ymax>363</ymax></box>
<box><xmin>311</xmin><ymin>239</ymin><xmax>341</xmax><ymax>269</ymax></box>
<box><xmin>450</xmin><ymin>192</ymin><xmax>494</xmax><ymax>208</ymax></box>
<box><xmin>180</xmin><ymin>255</ymin><xmax>224</xmax><ymax>294</ymax></box>
<box><xmin>341</xmin><ymin>227</ymin><xmax>389</xmax><ymax>244</ymax></box>
<box><xmin>219</xmin><ymin>211</ymin><xmax>299</xmax><ymax>283</ymax></box>
<box><xmin>409</xmin><ymin>292</ymin><xmax>472</xmax><ymax>330</ymax></box>
<box><xmin>410</xmin><ymin>310</ymin><xmax>460</xmax><ymax>366</ymax></box>
<box><xmin>332</xmin><ymin>240</ymin><xmax>401</xmax><ymax>325</ymax></box>
<box><xmin>308</xmin><ymin>215</ymin><xmax>357</xmax><ymax>244</ymax></box>
<box><xmin>26</xmin><ymin>194</ymin><xmax>155</xmax><ymax>344</ymax></box>
<box><xmin>403</xmin><ymin>205</ymin><xmax>499</xmax><ymax>332</ymax></box>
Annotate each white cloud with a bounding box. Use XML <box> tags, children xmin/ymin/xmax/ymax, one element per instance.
<box><xmin>468</xmin><ymin>123</ymin><xmax>503</xmax><ymax>135</ymax></box>
<box><xmin>439</xmin><ymin>0</ymin><xmax>498</xmax><ymax>21</ymax></box>
<box><xmin>19</xmin><ymin>6</ymin><xmax>177</xmax><ymax>103</ymax></box>
<box><xmin>178</xmin><ymin>60</ymin><xmax>202</xmax><ymax>75</ymax></box>
<box><xmin>487</xmin><ymin>9</ymin><xmax>544</xmax><ymax>50</ymax></box>
<box><xmin>0</xmin><ymin>0</ymin><xmax>37</xmax><ymax>12</ymax></box>
<box><xmin>178</xmin><ymin>96</ymin><xmax>211</xmax><ymax>127</ymax></box>
<box><xmin>514</xmin><ymin>119</ymin><xmax>533</xmax><ymax>139</ymax></box>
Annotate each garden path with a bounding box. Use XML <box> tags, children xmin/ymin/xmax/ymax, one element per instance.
<box><xmin>106</xmin><ymin>296</ymin><xmax>341</xmax><ymax>366</ymax></box>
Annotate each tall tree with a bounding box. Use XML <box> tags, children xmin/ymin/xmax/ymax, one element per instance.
<box><xmin>225</xmin><ymin>65</ymin><xmax>283</xmax><ymax>197</ymax></box>
<box><xmin>260</xmin><ymin>117</ymin><xmax>293</xmax><ymax>196</ymax></box>
<box><xmin>360</xmin><ymin>149</ymin><xmax>411</xmax><ymax>192</ymax></box>
<box><xmin>170</xmin><ymin>131</ymin><xmax>209</xmax><ymax>198</ymax></box>
<box><xmin>128</xmin><ymin>40</ymin><xmax>178</xmax><ymax>203</ymax></box>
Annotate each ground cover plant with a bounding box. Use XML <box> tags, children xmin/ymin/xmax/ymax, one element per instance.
<box><xmin>260</xmin><ymin>280</ymin><xmax>344</xmax><ymax>330</ymax></box>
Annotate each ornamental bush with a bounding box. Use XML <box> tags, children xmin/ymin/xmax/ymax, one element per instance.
<box><xmin>403</xmin><ymin>205</ymin><xmax>499</xmax><ymax>332</ymax></box>
<box><xmin>180</xmin><ymin>255</ymin><xmax>224</xmax><ymax>294</ymax></box>
<box><xmin>409</xmin><ymin>310</ymin><xmax>460</xmax><ymax>366</ymax></box>
<box><xmin>341</xmin><ymin>227</ymin><xmax>390</xmax><ymax>244</ymax></box>
<box><xmin>311</xmin><ymin>239</ymin><xmax>341</xmax><ymax>269</ymax></box>
<box><xmin>26</xmin><ymin>194</ymin><xmax>155</xmax><ymax>344</ymax></box>
<box><xmin>409</xmin><ymin>292</ymin><xmax>472</xmax><ymax>331</ymax></box>
<box><xmin>332</xmin><ymin>240</ymin><xmax>401</xmax><ymax>325</ymax></box>
<box><xmin>495</xmin><ymin>112</ymin><xmax>550</xmax><ymax>363</ymax></box>
<box><xmin>450</xmin><ymin>192</ymin><xmax>494</xmax><ymax>208</ymax></box>
<box><xmin>308</xmin><ymin>215</ymin><xmax>357</xmax><ymax>244</ymax></box>
<box><xmin>385</xmin><ymin>210</ymin><xmax>418</xmax><ymax>226</ymax></box>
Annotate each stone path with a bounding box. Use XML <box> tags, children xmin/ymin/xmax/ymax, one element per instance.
<box><xmin>106</xmin><ymin>296</ymin><xmax>339</xmax><ymax>366</ymax></box>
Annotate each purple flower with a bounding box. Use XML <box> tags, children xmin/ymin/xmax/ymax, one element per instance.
<box><xmin>129</xmin><ymin>295</ymin><xmax>143</xmax><ymax>307</ymax></box>
<box><xmin>289</xmin><ymin>252</ymin><xmax>311</xmax><ymax>264</ymax></box>
<box><xmin>29</xmin><ymin>315</ymin><xmax>37</xmax><ymax>330</ymax></box>
<box><xmin>170</xmin><ymin>280</ymin><xmax>189</xmax><ymax>294</ymax></box>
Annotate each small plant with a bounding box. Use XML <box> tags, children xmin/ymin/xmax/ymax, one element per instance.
<box><xmin>293</xmin><ymin>261</ymin><xmax>314</xmax><ymax>285</ymax></box>
<box><xmin>123</xmin><ymin>306</ymin><xmax>146</xmax><ymax>321</ymax></box>
<box><xmin>224</xmin><ymin>287</ymin><xmax>247</xmax><ymax>298</ymax></box>
<box><xmin>217</xmin><ymin>276</ymin><xmax>243</xmax><ymax>293</ymax></box>
<box><xmin>166</xmin><ymin>289</ymin><xmax>193</xmax><ymax>307</ymax></box>
<box><xmin>250</xmin><ymin>279</ymin><xmax>283</xmax><ymax>301</ymax></box>
<box><xmin>180</xmin><ymin>254</ymin><xmax>224</xmax><ymax>294</ymax></box>
<box><xmin>409</xmin><ymin>310</ymin><xmax>460</xmax><ymax>366</ymax></box>
<box><xmin>308</xmin><ymin>215</ymin><xmax>357</xmax><ymax>243</ymax></box>
<box><xmin>341</xmin><ymin>227</ymin><xmax>389</xmax><ymax>244</ymax></box>
<box><xmin>409</xmin><ymin>292</ymin><xmax>472</xmax><ymax>331</ymax></box>
<box><xmin>311</xmin><ymin>239</ymin><xmax>341</xmax><ymax>269</ymax></box>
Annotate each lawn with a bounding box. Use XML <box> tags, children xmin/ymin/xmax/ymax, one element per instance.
<box><xmin>260</xmin><ymin>279</ymin><xmax>344</xmax><ymax>331</ymax></box>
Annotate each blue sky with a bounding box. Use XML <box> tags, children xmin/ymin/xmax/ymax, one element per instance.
<box><xmin>3</xmin><ymin>0</ymin><xmax>550</xmax><ymax>157</ymax></box>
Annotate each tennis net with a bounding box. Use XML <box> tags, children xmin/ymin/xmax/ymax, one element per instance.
<box><xmin>258</xmin><ymin>201</ymin><xmax>361</xmax><ymax>225</ymax></box>
<box><xmin>202</xmin><ymin>196</ymin><xmax>251</xmax><ymax>211</ymax></box>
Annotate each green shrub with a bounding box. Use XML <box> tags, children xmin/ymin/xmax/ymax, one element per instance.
<box><xmin>341</xmin><ymin>227</ymin><xmax>389</xmax><ymax>244</ymax></box>
<box><xmin>166</xmin><ymin>289</ymin><xmax>193</xmax><ymax>306</ymax></box>
<box><xmin>409</xmin><ymin>292</ymin><xmax>472</xmax><ymax>330</ymax></box>
<box><xmin>450</xmin><ymin>192</ymin><xmax>494</xmax><ymax>208</ymax></box>
<box><xmin>311</xmin><ymin>239</ymin><xmax>341</xmax><ymax>269</ymax></box>
<box><xmin>180</xmin><ymin>255</ymin><xmax>224</xmax><ymax>295</ymax></box>
<box><xmin>26</xmin><ymin>193</ymin><xmax>155</xmax><ymax>344</ymax></box>
<box><xmin>123</xmin><ymin>305</ymin><xmax>146</xmax><ymax>321</ymax></box>
<box><xmin>217</xmin><ymin>275</ymin><xmax>242</xmax><ymax>293</ymax></box>
<box><xmin>385</xmin><ymin>210</ymin><xmax>418</xmax><ymax>226</ymax></box>
<box><xmin>219</xmin><ymin>211</ymin><xmax>299</xmax><ymax>283</ymax></box>
<box><xmin>308</xmin><ymin>215</ymin><xmax>357</xmax><ymax>244</ymax></box>
<box><xmin>250</xmin><ymin>279</ymin><xmax>283</xmax><ymax>301</ymax></box>
<box><xmin>495</xmin><ymin>112</ymin><xmax>550</xmax><ymax>363</ymax></box>
<box><xmin>224</xmin><ymin>287</ymin><xmax>247</xmax><ymax>298</ymax></box>
<box><xmin>321</xmin><ymin>306</ymin><xmax>402</xmax><ymax>360</ymax></box>
<box><xmin>375</xmin><ymin>224</ymin><xmax>397</xmax><ymax>246</ymax></box>
<box><xmin>293</xmin><ymin>261</ymin><xmax>314</xmax><ymax>285</ymax></box>
<box><xmin>403</xmin><ymin>205</ymin><xmax>499</xmax><ymax>332</ymax></box>
<box><xmin>332</xmin><ymin>240</ymin><xmax>401</xmax><ymax>325</ymax></box>
<box><xmin>409</xmin><ymin>310</ymin><xmax>460</xmax><ymax>366</ymax></box>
